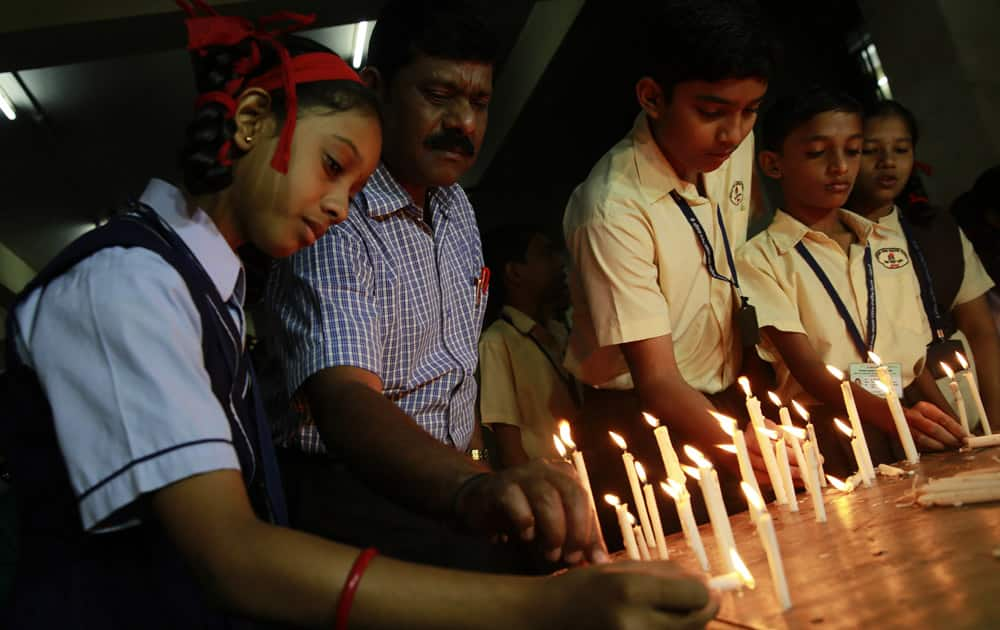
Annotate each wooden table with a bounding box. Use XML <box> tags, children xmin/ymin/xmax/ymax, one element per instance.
<box><xmin>659</xmin><ymin>447</ymin><xmax>1000</xmax><ymax>629</ymax></box>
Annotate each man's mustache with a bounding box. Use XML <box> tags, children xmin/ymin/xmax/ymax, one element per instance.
<box><xmin>424</xmin><ymin>130</ymin><xmax>476</xmax><ymax>157</ymax></box>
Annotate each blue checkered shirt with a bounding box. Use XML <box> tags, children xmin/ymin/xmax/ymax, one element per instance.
<box><xmin>264</xmin><ymin>163</ymin><xmax>485</xmax><ymax>454</ymax></box>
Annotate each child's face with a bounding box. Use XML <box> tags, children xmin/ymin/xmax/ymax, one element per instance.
<box><xmin>232</xmin><ymin>107</ymin><xmax>381</xmax><ymax>257</ymax></box>
<box><xmin>647</xmin><ymin>78</ymin><xmax>767</xmax><ymax>178</ymax></box>
<box><xmin>853</xmin><ymin>115</ymin><xmax>915</xmax><ymax>210</ymax></box>
<box><xmin>766</xmin><ymin>111</ymin><xmax>863</xmax><ymax>216</ymax></box>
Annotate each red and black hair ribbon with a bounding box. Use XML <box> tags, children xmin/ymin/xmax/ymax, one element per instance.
<box><xmin>177</xmin><ymin>0</ymin><xmax>362</xmax><ymax>173</ymax></box>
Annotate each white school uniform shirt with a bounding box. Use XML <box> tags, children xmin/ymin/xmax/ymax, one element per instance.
<box><xmin>13</xmin><ymin>178</ymin><xmax>243</xmax><ymax>532</ymax></box>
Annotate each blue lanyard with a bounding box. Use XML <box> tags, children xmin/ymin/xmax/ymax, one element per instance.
<box><xmin>794</xmin><ymin>240</ymin><xmax>877</xmax><ymax>359</ymax></box>
<box><xmin>895</xmin><ymin>212</ymin><xmax>945</xmax><ymax>341</ymax></box>
<box><xmin>669</xmin><ymin>190</ymin><xmax>744</xmax><ymax>298</ymax></box>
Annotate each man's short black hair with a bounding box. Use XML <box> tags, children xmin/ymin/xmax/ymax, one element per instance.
<box><xmin>761</xmin><ymin>86</ymin><xmax>863</xmax><ymax>152</ymax></box>
<box><xmin>482</xmin><ymin>223</ymin><xmax>548</xmax><ymax>325</ymax></box>
<box><xmin>639</xmin><ymin>0</ymin><xmax>779</xmax><ymax>98</ymax></box>
<box><xmin>368</xmin><ymin>0</ymin><xmax>498</xmax><ymax>84</ymax></box>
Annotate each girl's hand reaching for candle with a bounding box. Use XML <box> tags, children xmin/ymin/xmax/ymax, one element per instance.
<box><xmin>905</xmin><ymin>401</ymin><xmax>965</xmax><ymax>450</ymax></box>
<box><xmin>528</xmin><ymin>560</ymin><xmax>718</xmax><ymax>630</ymax></box>
<box><xmin>742</xmin><ymin>420</ymin><xmax>804</xmax><ymax>485</ymax></box>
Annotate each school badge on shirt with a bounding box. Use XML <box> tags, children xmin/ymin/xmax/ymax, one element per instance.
<box><xmin>729</xmin><ymin>181</ymin><xmax>745</xmax><ymax>207</ymax></box>
<box><xmin>875</xmin><ymin>247</ymin><xmax>909</xmax><ymax>269</ymax></box>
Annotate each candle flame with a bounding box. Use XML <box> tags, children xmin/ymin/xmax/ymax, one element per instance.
<box><xmin>780</xmin><ymin>425</ymin><xmax>807</xmax><ymax>441</ymax></box>
<box><xmin>635</xmin><ymin>461</ymin><xmax>647</xmax><ymax>483</ymax></box>
<box><xmin>827</xmin><ymin>475</ymin><xmax>851</xmax><ymax>492</ymax></box>
<box><xmin>741</xmin><ymin>481</ymin><xmax>764</xmax><ymax>511</ymax></box>
<box><xmin>660</xmin><ymin>480</ymin><xmax>680</xmax><ymax>500</ymax></box>
<box><xmin>683</xmin><ymin>444</ymin><xmax>711</xmax><ymax>468</ymax></box>
<box><xmin>642</xmin><ymin>412</ymin><xmax>660</xmax><ymax>428</ymax></box>
<box><xmin>940</xmin><ymin>362</ymin><xmax>955</xmax><ymax>380</ymax></box>
<box><xmin>710</xmin><ymin>410</ymin><xmax>737</xmax><ymax>436</ymax></box>
<box><xmin>731</xmin><ymin>548</ymin><xmax>756</xmax><ymax>589</ymax></box>
<box><xmin>833</xmin><ymin>417</ymin><xmax>853</xmax><ymax>438</ymax></box>
<box><xmin>553</xmin><ymin>435</ymin><xmax>567</xmax><ymax>458</ymax></box>
<box><xmin>955</xmin><ymin>351</ymin><xmax>969</xmax><ymax>371</ymax></box>
<box><xmin>755</xmin><ymin>426</ymin><xmax>779</xmax><ymax>441</ymax></box>
<box><xmin>558</xmin><ymin>420</ymin><xmax>576</xmax><ymax>450</ymax></box>
<box><xmin>738</xmin><ymin>376</ymin><xmax>752</xmax><ymax>398</ymax></box>
<box><xmin>767</xmin><ymin>391</ymin><xmax>782</xmax><ymax>407</ymax></box>
<box><xmin>875</xmin><ymin>380</ymin><xmax>891</xmax><ymax>395</ymax></box>
<box><xmin>868</xmin><ymin>351</ymin><xmax>883</xmax><ymax>365</ymax></box>
<box><xmin>608</xmin><ymin>431</ymin><xmax>627</xmax><ymax>450</ymax></box>
<box><xmin>682</xmin><ymin>465</ymin><xmax>702</xmax><ymax>481</ymax></box>
<box><xmin>791</xmin><ymin>399</ymin><xmax>809</xmax><ymax>421</ymax></box>
<box><xmin>826</xmin><ymin>364</ymin><xmax>846</xmax><ymax>381</ymax></box>
<box><xmin>717</xmin><ymin>444</ymin><xmax>738</xmax><ymax>455</ymax></box>
<box><xmin>603</xmin><ymin>493</ymin><xmax>621</xmax><ymax>507</ymax></box>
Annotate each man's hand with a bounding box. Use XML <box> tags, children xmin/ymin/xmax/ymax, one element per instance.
<box><xmin>454</xmin><ymin>458</ymin><xmax>606</xmax><ymax>566</ymax></box>
<box><xmin>530</xmin><ymin>560</ymin><xmax>718</xmax><ymax>630</ymax></box>
<box><xmin>906</xmin><ymin>401</ymin><xmax>964</xmax><ymax>451</ymax></box>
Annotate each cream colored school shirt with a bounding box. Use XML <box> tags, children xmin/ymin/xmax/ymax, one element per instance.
<box><xmin>736</xmin><ymin>209</ymin><xmax>933</xmax><ymax>405</ymax></box>
<box><xmin>563</xmin><ymin>113</ymin><xmax>754</xmax><ymax>391</ymax></box>
<box><xmin>479</xmin><ymin>306</ymin><xmax>578</xmax><ymax>460</ymax></box>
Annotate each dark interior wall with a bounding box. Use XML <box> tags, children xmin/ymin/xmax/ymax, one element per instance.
<box><xmin>469</xmin><ymin>0</ymin><xmax>870</xmax><ymax>238</ymax></box>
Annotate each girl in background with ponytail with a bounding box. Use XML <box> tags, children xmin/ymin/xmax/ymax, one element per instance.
<box><xmin>3</xmin><ymin>3</ymin><xmax>716</xmax><ymax>628</ymax></box>
<box><xmin>846</xmin><ymin>100</ymin><xmax>1000</xmax><ymax>429</ymax></box>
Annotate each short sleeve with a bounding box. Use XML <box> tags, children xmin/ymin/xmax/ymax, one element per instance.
<box><xmin>268</xmin><ymin>225</ymin><xmax>383</xmax><ymax>396</ymax></box>
<box><xmin>478</xmin><ymin>330</ymin><xmax>522</xmax><ymax>427</ymax></box>
<box><xmin>15</xmin><ymin>248</ymin><xmax>240</xmax><ymax>531</ymax></box>
<box><xmin>567</xmin><ymin>207</ymin><xmax>670</xmax><ymax>346</ymax></box>
<box><xmin>951</xmin><ymin>227</ymin><xmax>996</xmax><ymax>308</ymax></box>
<box><xmin>736</xmin><ymin>245</ymin><xmax>806</xmax><ymax>340</ymax></box>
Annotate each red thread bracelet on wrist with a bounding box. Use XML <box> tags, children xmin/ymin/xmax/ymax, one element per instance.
<box><xmin>334</xmin><ymin>547</ymin><xmax>378</xmax><ymax>630</ymax></box>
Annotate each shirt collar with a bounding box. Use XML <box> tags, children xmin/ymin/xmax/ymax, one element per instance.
<box><xmin>360</xmin><ymin>162</ymin><xmax>459</xmax><ymax>221</ymax></box>
<box><xmin>501</xmin><ymin>305</ymin><xmax>538</xmax><ymax>334</ymax></box>
<box><xmin>871</xmin><ymin>204</ymin><xmax>902</xmax><ymax>235</ymax></box>
<box><xmin>767</xmin><ymin>208</ymin><xmax>877</xmax><ymax>255</ymax></box>
<box><xmin>138</xmin><ymin>178</ymin><xmax>243</xmax><ymax>303</ymax></box>
<box><xmin>630</xmin><ymin>112</ymin><xmax>705</xmax><ymax>206</ymax></box>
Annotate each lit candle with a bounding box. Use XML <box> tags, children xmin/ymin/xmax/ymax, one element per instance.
<box><xmin>792</xmin><ymin>400</ymin><xmax>826</xmax><ymax>487</ymax></box>
<box><xmin>779</xmin><ymin>424</ymin><xmax>810</xmax><ymax>494</ymax></box>
<box><xmin>710</xmin><ymin>410</ymin><xmax>762</xmax><ymax>508</ymax></box>
<box><xmin>636</xmin><ymin>462</ymin><xmax>668</xmax><ymax>560</ymax></box>
<box><xmin>684</xmin><ymin>446</ymin><xmax>737</xmax><ymax>572</ymax></box>
<box><xmin>661</xmin><ymin>480</ymin><xmax>710</xmax><ymax>572</ymax></box>
<box><xmin>609</xmin><ymin>432</ymin><xmax>656</xmax><ymax>550</ymax></box>
<box><xmin>742</xmin><ymin>482</ymin><xmax>791</xmax><ymax>610</ymax></box>
<box><xmin>774</xmin><ymin>437</ymin><xmax>798</xmax><ymax>512</ymax></box>
<box><xmin>868</xmin><ymin>351</ymin><xmax>893</xmax><ymax>389</ymax></box>
<box><xmin>956</xmin><ymin>352</ymin><xmax>992</xmax><ymax>435</ymax></box>
<box><xmin>939</xmin><ymin>363</ymin><xmax>971</xmax><ymax>437</ymax></box>
<box><xmin>827</xmin><ymin>365</ymin><xmax>876</xmax><ymax>482</ymax></box>
<box><xmin>965</xmin><ymin>434</ymin><xmax>1000</xmax><ymax>449</ymax></box>
<box><xmin>802</xmin><ymin>441</ymin><xmax>827</xmax><ymax>522</ymax></box>
<box><xmin>708</xmin><ymin>548</ymin><xmax>755</xmax><ymax>592</ymax></box>
<box><xmin>558</xmin><ymin>421</ymin><xmax>601</xmax><ymax>533</ymax></box>
<box><xmin>739</xmin><ymin>377</ymin><xmax>788</xmax><ymax>503</ymax></box>
<box><xmin>875</xmin><ymin>381</ymin><xmax>919</xmax><ymax>464</ymax></box>
<box><xmin>644</xmin><ymin>412</ymin><xmax>686</xmax><ymax>484</ymax></box>
<box><xmin>768</xmin><ymin>392</ymin><xmax>808</xmax><ymax>475</ymax></box>
<box><xmin>826</xmin><ymin>474</ymin><xmax>854</xmax><ymax>494</ymax></box>
<box><xmin>834</xmin><ymin>418</ymin><xmax>872</xmax><ymax>487</ymax></box>
<box><xmin>604</xmin><ymin>494</ymin><xmax>640</xmax><ymax>561</ymax></box>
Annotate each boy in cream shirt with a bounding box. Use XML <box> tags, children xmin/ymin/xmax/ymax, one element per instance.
<box><xmin>736</xmin><ymin>88</ymin><xmax>964</xmax><ymax>468</ymax></box>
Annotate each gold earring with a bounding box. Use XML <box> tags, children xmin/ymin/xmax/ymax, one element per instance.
<box><xmin>245</xmin><ymin>135</ymin><xmax>253</xmax><ymax>143</ymax></box>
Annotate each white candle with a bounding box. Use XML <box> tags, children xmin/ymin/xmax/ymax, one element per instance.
<box><xmin>684</xmin><ymin>446</ymin><xmax>737</xmax><ymax>573</ymax></box>
<box><xmin>779</xmin><ymin>424</ymin><xmax>811</xmax><ymax>495</ymax></box>
<box><xmin>939</xmin><ymin>364</ymin><xmax>971</xmax><ymax>436</ymax></box>
<box><xmin>965</xmin><ymin>434</ymin><xmax>1000</xmax><ymax>449</ymax></box>
<box><xmin>634</xmin><ymin>525</ymin><xmax>652</xmax><ymax>560</ymax></box>
<box><xmin>711</xmin><ymin>411</ymin><xmax>762</xmax><ymax>506</ymax></box>
<box><xmin>739</xmin><ymin>378</ymin><xmax>787</xmax><ymax>503</ymax></box>
<box><xmin>833</xmin><ymin>418</ymin><xmax>872</xmax><ymax>487</ymax></box>
<box><xmin>792</xmin><ymin>400</ymin><xmax>827</xmax><ymax>487</ymax></box>
<box><xmin>742</xmin><ymin>483</ymin><xmax>791</xmax><ymax>610</ymax></box>
<box><xmin>557</xmin><ymin>422</ymin><xmax>601</xmax><ymax>539</ymax></box>
<box><xmin>802</xmin><ymin>441</ymin><xmax>827</xmax><ymax>522</ymax></box>
<box><xmin>605</xmin><ymin>495</ymin><xmax>640</xmax><ymax>561</ymax></box>
<box><xmin>875</xmin><ymin>380</ymin><xmax>919</xmax><ymax>464</ymax></box>
<box><xmin>644</xmin><ymin>413</ymin><xmax>686</xmax><ymax>484</ymax></box>
<box><xmin>708</xmin><ymin>548</ymin><xmax>755</xmax><ymax>592</ymax></box>
<box><xmin>661</xmin><ymin>481</ymin><xmax>710</xmax><ymax>572</ymax></box>
<box><xmin>609</xmin><ymin>432</ymin><xmax>656</xmax><ymax>550</ymax></box>
<box><xmin>956</xmin><ymin>352</ymin><xmax>992</xmax><ymax>435</ymax></box>
<box><xmin>774</xmin><ymin>438</ymin><xmax>798</xmax><ymax>512</ymax></box>
<box><xmin>642</xmin><ymin>475</ymin><xmax>669</xmax><ymax>560</ymax></box>
<box><xmin>828</xmin><ymin>365</ymin><xmax>876</xmax><ymax>481</ymax></box>
<box><xmin>769</xmin><ymin>394</ymin><xmax>807</xmax><ymax>475</ymax></box>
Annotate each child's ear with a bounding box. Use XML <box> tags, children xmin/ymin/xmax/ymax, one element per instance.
<box><xmin>758</xmin><ymin>150</ymin><xmax>783</xmax><ymax>179</ymax></box>
<box><xmin>361</xmin><ymin>66</ymin><xmax>384</xmax><ymax>100</ymax></box>
<box><xmin>635</xmin><ymin>77</ymin><xmax>666</xmax><ymax>120</ymax></box>
<box><xmin>233</xmin><ymin>87</ymin><xmax>275</xmax><ymax>152</ymax></box>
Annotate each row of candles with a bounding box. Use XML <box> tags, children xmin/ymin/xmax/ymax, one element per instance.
<box><xmin>550</xmin><ymin>350</ymin><xmax>994</xmax><ymax>612</ymax></box>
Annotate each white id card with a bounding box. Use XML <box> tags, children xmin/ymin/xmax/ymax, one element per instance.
<box><xmin>849</xmin><ymin>362</ymin><xmax>903</xmax><ymax>398</ymax></box>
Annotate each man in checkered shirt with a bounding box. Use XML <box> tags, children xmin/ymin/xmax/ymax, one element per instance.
<box><xmin>264</xmin><ymin>0</ymin><xmax>605</xmax><ymax>573</ymax></box>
